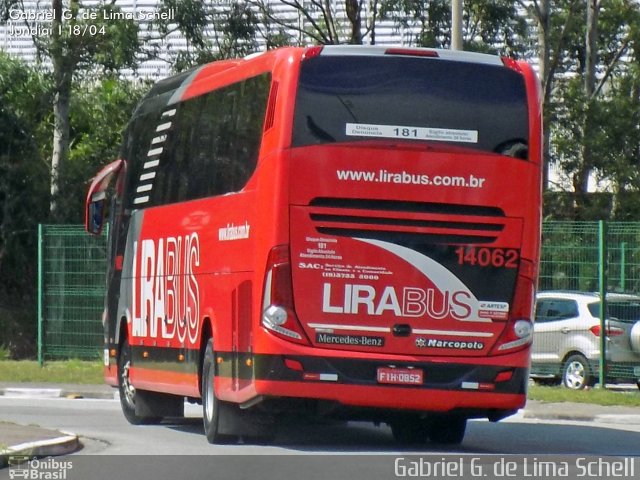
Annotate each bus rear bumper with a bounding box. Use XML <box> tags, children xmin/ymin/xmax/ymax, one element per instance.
<box><xmin>248</xmin><ymin>353</ymin><xmax>528</xmax><ymax>417</ymax></box>
<box><xmin>254</xmin><ymin>379</ymin><xmax>525</xmax><ymax>416</ymax></box>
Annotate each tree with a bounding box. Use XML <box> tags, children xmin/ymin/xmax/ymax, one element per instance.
<box><xmin>0</xmin><ymin>53</ymin><xmax>51</xmax><ymax>357</ymax></box>
<box><xmin>153</xmin><ymin>0</ymin><xmax>284</xmax><ymax>71</ymax></box>
<box><xmin>380</xmin><ymin>0</ymin><xmax>528</xmax><ymax>54</ymax></box>
<box><xmin>550</xmin><ymin>0</ymin><xmax>640</xmax><ymax>218</ymax></box>
<box><xmin>0</xmin><ymin>0</ymin><xmax>141</xmax><ymax>219</ymax></box>
<box><xmin>516</xmin><ymin>0</ymin><xmax>582</xmax><ymax>190</ymax></box>
<box><xmin>253</xmin><ymin>0</ymin><xmax>381</xmax><ymax>45</ymax></box>
<box><xmin>0</xmin><ymin>50</ymin><xmax>143</xmax><ymax>357</ymax></box>
<box><xmin>0</xmin><ymin>53</ymin><xmax>50</xmax><ymax>294</ymax></box>
<box><xmin>59</xmin><ymin>78</ymin><xmax>145</xmax><ymax>222</ymax></box>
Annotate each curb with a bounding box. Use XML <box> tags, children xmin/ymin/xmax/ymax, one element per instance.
<box><xmin>522</xmin><ymin>411</ymin><xmax>596</xmax><ymax>422</ymax></box>
<box><xmin>594</xmin><ymin>414</ymin><xmax>640</xmax><ymax>425</ymax></box>
<box><xmin>523</xmin><ymin>410</ymin><xmax>640</xmax><ymax>424</ymax></box>
<box><xmin>1</xmin><ymin>387</ymin><xmax>117</xmax><ymax>401</ymax></box>
<box><xmin>2</xmin><ymin>388</ymin><xmax>62</xmax><ymax>399</ymax></box>
<box><xmin>0</xmin><ymin>432</ymin><xmax>80</xmax><ymax>469</ymax></box>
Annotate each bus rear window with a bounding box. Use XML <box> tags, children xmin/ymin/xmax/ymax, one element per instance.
<box><xmin>292</xmin><ymin>56</ymin><xmax>529</xmax><ymax>157</ymax></box>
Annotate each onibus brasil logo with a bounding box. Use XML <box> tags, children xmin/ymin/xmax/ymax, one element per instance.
<box><xmin>8</xmin><ymin>456</ymin><xmax>72</xmax><ymax>480</ymax></box>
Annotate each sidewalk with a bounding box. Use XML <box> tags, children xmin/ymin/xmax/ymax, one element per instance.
<box><xmin>0</xmin><ymin>383</ymin><xmax>114</xmax><ymax>467</ymax></box>
<box><xmin>1</xmin><ymin>383</ymin><xmax>640</xmax><ymax>463</ymax></box>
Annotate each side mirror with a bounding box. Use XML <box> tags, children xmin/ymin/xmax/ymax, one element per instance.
<box><xmin>87</xmin><ymin>193</ymin><xmax>106</xmax><ymax>235</ymax></box>
<box><xmin>85</xmin><ymin>159</ymin><xmax>125</xmax><ymax>235</ymax></box>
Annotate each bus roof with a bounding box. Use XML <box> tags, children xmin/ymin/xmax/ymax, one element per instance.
<box><xmin>316</xmin><ymin>45</ymin><xmax>504</xmax><ymax>66</ymax></box>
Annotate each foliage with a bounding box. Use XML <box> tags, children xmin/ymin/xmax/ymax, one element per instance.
<box><xmin>380</xmin><ymin>0</ymin><xmax>529</xmax><ymax>55</ymax></box>
<box><xmin>155</xmin><ymin>0</ymin><xmax>277</xmax><ymax>71</ymax></box>
<box><xmin>0</xmin><ymin>0</ymin><xmax>143</xmax><ymax>219</ymax></box>
<box><xmin>55</xmin><ymin>78</ymin><xmax>145</xmax><ymax>223</ymax></box>
<box><xmin>0</xmin><ymin>52</ymin><xmax>143</xmax><ymax>356</ymax></box>
<box><xmin>545</xmin><ymin>0</ymin><xmax>640</xmax><ymax>219</ymax></box>
<box><xmin>0</xmin><ymin>53</ymin><xmax>51</xmax><ymax>300</ymax></box>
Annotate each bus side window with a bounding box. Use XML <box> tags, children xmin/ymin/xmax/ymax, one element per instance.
<box><xmin>495</xmin><ymin>139</ymin><xmax>528</xmax><ymax>160</ymax></box>
<box><xmin>149</xmin><ymin>73</ymin><xmax>271</xmax><ymax>206</ymax></box>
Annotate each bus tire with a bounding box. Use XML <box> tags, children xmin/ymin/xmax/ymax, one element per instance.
<box><xmin>118</xmin><ymin>338</ymin><xmax>162</xmax><ymax>425</ymax></box>
<box><xmin>202</xmin><ymin>339</ymin><xmax>233</xmax><ymax>444</ymax></box>
<box><xmin>390</xmin><ymin>416</ymin><xmax>429</xmax><ymax>445</ymax></box>
<box><xmin>427</xmin><ymin>415</ymin><xmax>467</xmax><ymax>445</ymax></box>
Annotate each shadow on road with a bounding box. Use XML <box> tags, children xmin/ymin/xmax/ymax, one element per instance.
<box><xmin>162</xmin><ymin>416</ymin><xmax>640</xmax><ymax>455</ymax></box>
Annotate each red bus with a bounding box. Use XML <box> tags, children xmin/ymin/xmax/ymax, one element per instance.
<box><xmin>86</xmin><ymin>45</ymin><xmax>541</xmax><ymax>445</ymax></box>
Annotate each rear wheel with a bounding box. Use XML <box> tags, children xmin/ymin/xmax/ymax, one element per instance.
<box><xmin>630</xmin><ymin>321</ymin><xmax>640</xmax><ymax>354</ymax></box>
<box><xmin>118</xmin><ymin>337</ymin><xmax>162</xmax><ymax>425</ymax></box>
<box><xmin>202</xmin><ymin>339</ymin><xmax>233</xmax><ymax>444</ymax></box>
<box><xmin>427</xmin><ymin>415</ymin><xmax>467</xmax><ymax>445</ymax></box>
<box><xmin>562</xmin><ymin>354</ymin><xmax>594</xmax><ymax>390</ymax></box>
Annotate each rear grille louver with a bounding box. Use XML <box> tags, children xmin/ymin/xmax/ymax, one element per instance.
<box><xmin>308</xmin><ymin>197</ymin><xmax>509</xmax><ymax>245</ymax></box>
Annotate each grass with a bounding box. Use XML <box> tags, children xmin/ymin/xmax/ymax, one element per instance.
<box><xmin>528</xmin><ymin>383</ymin><xmax>640</xmax><ymax>407</ymax></box>
<box><xmin>0</xmin><ymin>359</ymin><xmax>103</xmax><ymax>384</ymax></box>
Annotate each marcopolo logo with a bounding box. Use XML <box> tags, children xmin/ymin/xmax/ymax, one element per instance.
<box><xmin>415</xmin><ymin>337</ymin><xmax>485</xmax><ymax>350</ymax></box>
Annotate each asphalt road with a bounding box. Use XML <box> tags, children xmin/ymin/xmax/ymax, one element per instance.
<box><xmin>1</xmin><ymin>396</ymin><xmax>640</xmax><ymax>480</ymax></box>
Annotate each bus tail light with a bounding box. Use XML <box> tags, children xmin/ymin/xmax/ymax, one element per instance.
<box><xmin>302</xmin><ymin>46</ymin><xmax>324</xmax><ymax>60</ymax></box>
<box><xmin>385</xmin><ymin>48</ymin><xmax>439</xmax><ymax>58</ymax></box>
<box><xmin>492</xmin><ymin>260</ymin><xmax>535</xmax><ymax>354</ymax></box>
<box><xmin>501</xmin><ymin>56</ymin><xmax>523</xmax><ymax>73</ymax></box>
<box><xmin>262</xmin><ymin>245</ymin><xmax>310</xmax><ymax>345</ymax></box>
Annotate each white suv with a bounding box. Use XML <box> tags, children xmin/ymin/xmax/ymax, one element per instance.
<box><xmin>531</xmin><ymin>291</ymin><xmax>640</xmax><ymax>389</ymax></box>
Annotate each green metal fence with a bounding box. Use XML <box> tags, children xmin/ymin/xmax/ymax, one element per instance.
<box><xmin>540</xmin><ymin>221</ymin><xmax>640</xmax><ymax>293</ymax></box>
<box><xmin>38</xmin><ymin>224</ymin><xmax>108</xmax><ymax>362</ymax></box>
<box><xmin>536</xmin><ymin>221</ymin><xmax>640</xmax><ymax>387</ymax></box>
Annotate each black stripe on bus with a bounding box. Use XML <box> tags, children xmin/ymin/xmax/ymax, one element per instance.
<box><xmin>128</xmin><ymin>345</ymin><xmax>527</xmax><ymax>394</ymax></box>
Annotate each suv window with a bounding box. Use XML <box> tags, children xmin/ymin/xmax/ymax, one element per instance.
<box><xmin>587</xmin><ymin>300</ymin><xmax>640</xmax><ymax>323</ymax></box>
<box><xmin>535</xmin><ymin>299</ymin><xmax>578</xmax><ymax>322</ymax></box>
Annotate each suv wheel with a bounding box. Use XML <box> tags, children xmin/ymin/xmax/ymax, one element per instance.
<box><xmin>562</xmin><ymin>354</ymin><xmax>594</xmax><ymax>390</ymax></box>
<box><xmin>630</xmin><ymin>321</ymin><xmax>640</xmax><ymax>354</ymax></box>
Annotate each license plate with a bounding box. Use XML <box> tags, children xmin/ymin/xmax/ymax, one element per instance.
<box><xmin>377</xmin><ymin>367</ymin><xmax>423</xmax><ymax>385</ymax></box>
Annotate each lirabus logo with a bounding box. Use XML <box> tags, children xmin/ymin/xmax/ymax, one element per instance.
<box><xmin>322</xmin><ymin>283</ymin><xmax>473</xmax><ymax>320</ymax></box>
<box><xmin>130</xmin><ymin>232</ymin><xmax>201</xmax><ymax>344</ymax></box>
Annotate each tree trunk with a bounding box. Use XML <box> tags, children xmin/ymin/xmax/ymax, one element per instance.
<box><xmin>537</xmin><ymin>0</ymin><xmax>551</xmax><ymax>190</ymax></box>
<box><xmin>49</xmin><ymin>0</ymin><xmax>73</xmax><ymax>218</ymax></box>
<box><xmin>584</xmin><ymin>0</ymin><xmax>599</xmax><ymax>97</ymax></box>
<box><xmin>345</xmin><ymin>0</ymin><xmax>362</xmax><ymax>44</ymax></box>
<box><xmin>51</xmin><ymin>77</ymin><xmax>71</xmax><ymax>218</ymax></box>
<box><xmin>574</xmin><ymin>0</ymin><xmax>600</xmax><ymax>218</ymax></box>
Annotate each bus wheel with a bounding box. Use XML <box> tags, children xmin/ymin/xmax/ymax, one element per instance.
<box><xmin>390</xmin><ymin>416</ymin><xmax>429</xmax><ymax>445</ymax></box>
<box><xmin>427</xmin><ymin>415</ymin><xmax>467</xmax><ymax>445</ymax></box>
<box><xmin>202</xmin><ymin>339</ymin><xmax>233</xmax><ymax>444</ymax></box>
<box><xmin>118</xmin><ymin>338</ymin><xmax>161</xmax><ymax>425</ymax></box>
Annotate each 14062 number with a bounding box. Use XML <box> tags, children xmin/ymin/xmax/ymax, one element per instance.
<box><xmin>455</xmin><ymin>247</ymin><xmax>518</xmax><ymax>268</ymax></box>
